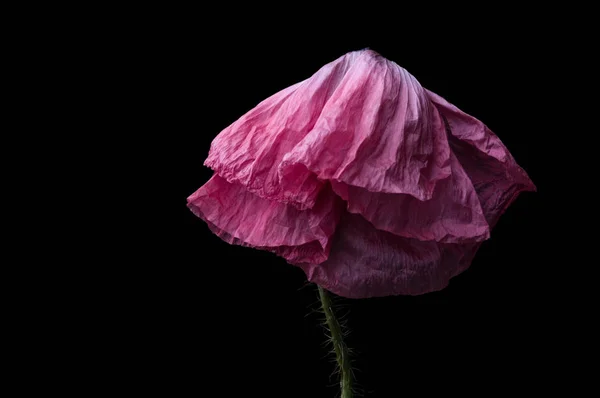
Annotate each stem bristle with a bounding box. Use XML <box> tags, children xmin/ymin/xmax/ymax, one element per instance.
<box><xmin>317</xmin><ymin>285</ymin><xmax>354</xmax><ymax>398</ymax></box>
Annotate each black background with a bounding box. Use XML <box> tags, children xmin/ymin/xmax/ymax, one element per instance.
<box><xmin>109</xmin><ymin>15</ymin><xmax>570</xmax><ymax>397</ymax></box>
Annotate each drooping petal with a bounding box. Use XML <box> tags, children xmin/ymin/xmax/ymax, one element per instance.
<box><xmin>298</xmin><ymin>212</ymin><xmax>481</xmax><ymax>298</ymax></box>
<box><xmin>187</xmin><ymin>175</ymin><xmax>343</xmax><ymax>264</ymax></box>
<box><xmin>298</xmin><ymin>113</ymin><xmax>535</xmax><ymax>298</ymax></box>
<box><xmin>427</xmin><ymin>89</ymin><xmax>537</xmax><ymax>227</ymax></box>
<box><xmin>330</xmin><ymin>150</ymin><xmax>489</xmax><ymax>244</ymax></box>
<box><xmin>203</xmin><ymin>217</ymin><xmax>332</xmax><ymax>265</ymax></box>
<box><xmin>203</xmin><ymin>52</ymin><xmax>358</xmax><ymax>210</ymax></box>
<box><xmin>281</xmin><ymin>50</ymin><xmax>451</xmax><ymax>201</ymax></box>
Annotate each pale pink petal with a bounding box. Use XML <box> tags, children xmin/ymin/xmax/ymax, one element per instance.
<box><xmin>281</xmin><ymin>49</ymin><xmax>451</xmax><ymax>200</ymax></box>
<box><xmin>203</xmin><ymin>53</ymin><xmax>357</xmax><ymax>210</ymax></box>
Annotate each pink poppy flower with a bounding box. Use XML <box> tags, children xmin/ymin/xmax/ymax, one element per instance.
<box><xmin>187</xmin><ymin>49</ymin><xmax>535</xmax><ymax>298</ymax></box>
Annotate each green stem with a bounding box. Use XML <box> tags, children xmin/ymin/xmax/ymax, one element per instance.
<box><xmin>317</xmin><ymin>285</ymin><xmax>353</xmax><ymax>398</ymax></box>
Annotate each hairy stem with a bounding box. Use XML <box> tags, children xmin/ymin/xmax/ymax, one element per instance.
<box><xmin>317</xmin><ymin>285</ymin><xmax>353</xmax><ymax>398</ymax></box>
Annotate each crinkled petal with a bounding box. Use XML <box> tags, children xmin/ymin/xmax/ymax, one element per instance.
<box><xmin>427</xmin><ymin>89</ymin><xmax>537</xmax><ymax>227</ymax></box>
<box><xmin>187</xmin><ymin>175</ymin><xmax>342</xmax><ymax>263</ymax></box>
<box><xmin>203</xmin><ymin>217</ymin><xmax>331</xmax><ymax>265</ymax></box>
<box><xmin>281</xmin><ymin>50</ymin><xmax>451</xmax><ymax>201</ymax></box>
<box><xmin>204</xmin><ymin>53</ymin><xmax>357</xmax><ymax>210</ymax></box>
<box><xmin>330</xmin><ymin>150</ymin><xmax>489</xmax><ymax>244</ymax></box>
<box><xmin>204</xmin><ymin>50</ymin><xmax>452</xmax><ymax>209</ymax></box>
<box><xmin>298</xmin><ymin>132</ymin><xmax>533</xmax><ymax>298</ymax></box>
<box><xmin>298</xmin><ymin>212</ymin><xmax>481</xmax><ymax>298</ymax></box>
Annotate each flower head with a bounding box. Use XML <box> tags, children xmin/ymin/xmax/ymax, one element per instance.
<box><xmin>187</xmin><ymin>49</ymin><xmax>535</xmax><ymax>298</ymax></box>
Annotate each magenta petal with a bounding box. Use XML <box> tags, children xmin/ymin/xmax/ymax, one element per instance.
<box><xmin>298</xmin><ymin>212</ymin><xmax>481</xmax><ymax>298</ymax></box>
<box><xmin>426</xmin><ymin>89</ymin><xmax>537</xmax><ymax>228</ymax></box>
<box><xmin>330</xmin><ymin>150</ymin><xmax>489</xmax><ymax>243</ymax></box>
<box><xmin>204</xmin><ymin>218</ymin><xmax>331</xmax><ymax>265</ymax></box>
<box><xmin>187</xmin><ymin>175</ymin><xmax>342</xmax><ymax>264</ymax></box>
